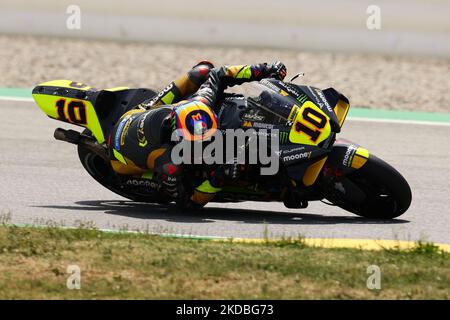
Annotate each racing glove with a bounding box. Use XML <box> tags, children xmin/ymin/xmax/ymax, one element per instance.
<box><xmin>155</xmin><ymin>161</ymin><xmax>185</xmax><ymax>200</ymax></box>
<box><xmin>267</xmin><ymin>61</ymin><xmax>287</xmax><ymax>81</ymax></box>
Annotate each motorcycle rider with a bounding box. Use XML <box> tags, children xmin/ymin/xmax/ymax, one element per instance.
<box><xmin>109</xmin><ymin>61</ymin><xmax>287</xmax><ymax>206</ymax></box>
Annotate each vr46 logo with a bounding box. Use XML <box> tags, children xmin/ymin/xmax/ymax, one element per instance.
<box><xmin>55</xmin><ymin>99</ymin><xmax>87</xmax><ymax>125</ymax></box>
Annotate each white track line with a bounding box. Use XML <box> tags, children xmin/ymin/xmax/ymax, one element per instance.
<box><xmin>347</xmin><ymin>116</ymin><xmax>450</xmax><ymax>127</ymax></box>
<box><xmin>0</xmin><ymin>96</ymin><xmax>34</xmax><ymax>102</ymax></box>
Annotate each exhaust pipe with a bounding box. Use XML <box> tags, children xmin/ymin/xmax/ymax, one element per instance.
<box><xmin>54</xmin><ymin>128</ymin><xmax>81</xmax><ymax>144</ymax></box>
<box><xmin>54</xmin><ymin>128</ymin><xmax>109</xmax><ymax>161</ymax></box>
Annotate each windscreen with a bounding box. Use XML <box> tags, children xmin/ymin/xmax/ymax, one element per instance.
<box><xmin>228</xmin><ymin>81</ymin><xmax>298</xmax><ymax>121</ymax></box>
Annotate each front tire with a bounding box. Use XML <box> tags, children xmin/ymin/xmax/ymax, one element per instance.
<box><xmin>325</xmin><ymin>155</ymin><xmax>412</xmax><ymax>219</ymax></box>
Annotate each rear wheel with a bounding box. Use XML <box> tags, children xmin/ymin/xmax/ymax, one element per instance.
<box><xmin>77</xmin><ymin>130</ymin><xmax>167</xmax><ymax>203</ymax></box>
<box><xmin>324</xmin><ymin>155</ymin><xmax>412</xmax><ymax>219</ymax></box>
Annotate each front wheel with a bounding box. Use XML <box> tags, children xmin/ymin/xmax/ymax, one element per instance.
<box><xmin>324</xmin><ymin>155</ymin><xmax>412</xmax><ymax>219</ymax></box>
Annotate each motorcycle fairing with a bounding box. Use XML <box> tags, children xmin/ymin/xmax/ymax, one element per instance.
<box><xmin>326</xmin><ymin>139</ymin><xmax>370</xmax><ymax>174</ymax></box>
<box><xmin>260</xmin><ymin>79</ymin><xmax>349</xmax><ymax>133</ymax></box>
<box><xmin>32</xmin><ymin>80</ymin><xmax>156</xmax><ymax>143</ymax></box>
<box><xmin>246</xmin><ymin>83</ymin><xmax>333</xmax><ymax>149</ymax></box>
<box><xmin>255</xmin><ymin>80</ymin><xmax>353</xmax><ymax>186</ymax></box>
<box><xmin>279</xmin><ymin>143</ymin><xmax>330</xmax><ymax>166</ymax></box>
<box><xmin>33</xmin><ymin>80</ymin><xmax>106</xmax><ymax>142</ymax></box>
<box><xmin>323</xmin><ymin>88</ymin><xmax>350</xmax><ymax>128</ymax></box>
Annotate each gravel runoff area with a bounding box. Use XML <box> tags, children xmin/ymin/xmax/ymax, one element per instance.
<box><xmin>1</xmin><ymin>34</ymin><xmax>449</xmax><ymax>113</ymax></box>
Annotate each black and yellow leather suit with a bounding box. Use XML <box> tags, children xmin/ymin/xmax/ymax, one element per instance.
<box><xmin>109</xmin><ymin>61</ymin><xmax>287</xmax><ymax>205</ymax></box>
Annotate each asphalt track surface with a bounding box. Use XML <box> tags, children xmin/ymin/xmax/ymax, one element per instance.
<box><xmin>1</xmin><ymin>100</ymin><xmax>449</xmax><ymax>243</ymax></box>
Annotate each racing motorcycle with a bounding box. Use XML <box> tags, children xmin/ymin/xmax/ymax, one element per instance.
<box><xmin>32</xmin><ymin>78</ymin><xmax>412</xmax><ymax>219</ymax></box>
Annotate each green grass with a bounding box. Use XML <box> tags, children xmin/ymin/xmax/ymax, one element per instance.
<box><xmin>0</xmin><ymin>225</ymin><xmax>448</xmax><ymax>299</ymax></box>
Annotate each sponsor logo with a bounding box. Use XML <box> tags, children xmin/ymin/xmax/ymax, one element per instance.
<box><xmin>140</xmin><ymin>83</ymin><xmax>175</xmax><ymax>108</ymax></box>
<box><xmin>154</xmin><ymin>83</ymin><xmax>174</xmax><ymax>103</ymax></box>
<box><xmin>278</xmin><ymin>82</ymin><xmax>301</xmax><ymax>98</ymax></box>
<box><xmin>307</xmin><ymin>86</ymin><xmax>324</xmax><ymax>109</ymax></box>
<box><xmin>252</xmin><ymin>122</ymin><xmax>274</xmax><ymax>129</ymax></box>
<box><xmin>137</xmin><ymin>112</ymin><xmax>149</xmax><ymax>147</ymax></box>
<box><xmin>256</xmin><ymin>130</ymin><xmax>278</xmax><ymax>138</ymax></box>
<box><xmin>191</xmin><ymin>113</ymin><xmax>202</xmax><ymax>121</ymax></box>
<box><xmin>260</xmin><ymin>79</ymin><xmax>281</xmax><ymax>92</ymax></box>
<box><xmin>126</xmin><ymin>179</ymin><xmax>158</xmax><ymax>190</ymax></box>
<box><xmin>282</xmin><ymin>146</ymin><xmax>306</xmax><ymax>155</ymax></box>
<box><xmin>120</xmin><ymin>116</ymin><xmax>132</xmax><ymax>146</ymax></box>
<box><xmin>190</xmin><ymin>112</ymin><xmax>208</xmax><ymax>135</ymax></box>
<box><xmin>283</xmin><ymin>151</ymin><xmax>312</xmax><ymax>162</ymax></box>
<box><xmin>279</xmin><ymin>131</ymin><xmax>289</xmax><ymax>144</ymax></box>
<box><xmin>343</xmin><ymin>145</ymin><xmax>357</xmax><ymax>167</ymax></box>
<box><xmin>315</xmin><ymin>89</ymin><xmax>333</xmax><ymax>113</ymax></box>
<box><xmin>242</xmin><ymin>113</ymin><xmax>265</xmax><ymax>122</ymax></box>
<box><xmin>297</xmin><ymin>94</ymin><xmax>308</xmax><ymax>104</ymax></box>
<box><xmin>224</xmin><ymin>96</ymin><xmax>245</xmax><ymax>101</ymax></box>
<box><xmin>114</xmin><ymin>115</ymin><xmax>131</xmax><ymax>150</ymax></box>
<box><xmin>307</xmin><ymin>86</ymin><xmax>333</xmax><ymax>113</ymax></box>
<box><xmin>287</xmin><ymin>105</ymin><xmax>300</xmax><ymax>124</ymax></box>
<box><xmin>307</xmin><ymin>86</ymin><xmax>319</xmax><ymax>101</ymax></box>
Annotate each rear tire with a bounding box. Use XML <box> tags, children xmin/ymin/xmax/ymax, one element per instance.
<box><xmin>325</xmin><ymin>155</ymin><xmax>412</xmax><ymax>219</ymax></box>
<box><xmin>77</xmin><ymin>130</ymin><xmax>167</xmax><ymax>203</ymax></box>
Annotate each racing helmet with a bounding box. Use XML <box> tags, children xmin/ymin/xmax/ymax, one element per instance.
<box><xmin>171</xmin><ymin>100</ymin><xmax>218</xmax><ymax>142</ymax></box>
